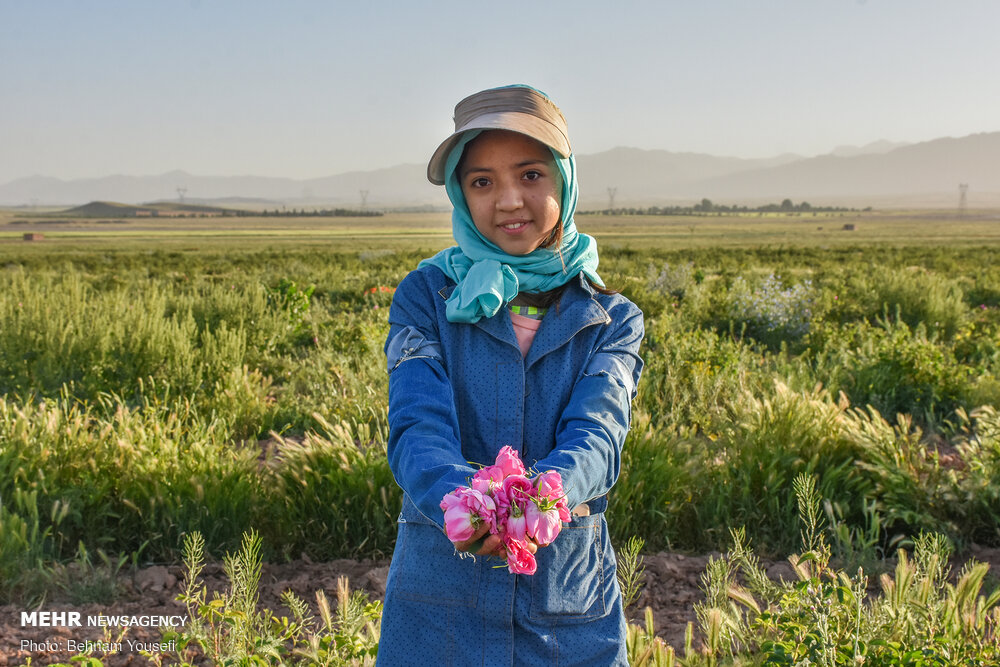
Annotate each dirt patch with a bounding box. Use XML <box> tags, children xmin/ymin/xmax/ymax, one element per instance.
<box><xmin>4</xmin><ymin>547</ymin><xmax>999</xmax><ymax>665</ymax></box>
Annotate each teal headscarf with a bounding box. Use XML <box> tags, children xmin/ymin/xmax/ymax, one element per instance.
<box><xmin>419</xmin><ymin>130</ymin><xmax>602</xmax><ymax>323</ymax></box>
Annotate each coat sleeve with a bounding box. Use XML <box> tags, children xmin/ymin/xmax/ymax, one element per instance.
<box><xmin>384</xmin><ymin>270</ymin><xmax>476</xmax><ymax>529</ymax></box>
<box><xmin>534</xmin><ymin>302</ymin><xmax>645</xmax><ymax>510</ymax></box>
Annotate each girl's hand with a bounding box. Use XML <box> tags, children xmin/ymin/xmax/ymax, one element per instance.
<box><xmin>454</xmin><ymin>523</ymin><xmax>502</xmax><ymax>556</ymax></box>
<box><xmin>455</xmin><ymin>523</ymin><xmax>539</xmax><ymax>557</ymax></box>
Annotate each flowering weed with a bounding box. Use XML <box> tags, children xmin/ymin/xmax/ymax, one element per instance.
<box><xmin>727</xmin><ymin>274</ymin><xmax>816</xmax><ymax>347</ymax></box>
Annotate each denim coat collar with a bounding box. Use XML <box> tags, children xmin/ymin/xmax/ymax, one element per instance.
<box><xmin>436</xmin><ymin>273</ymin><xmax>612</xmax><ymax>369</ymax></box>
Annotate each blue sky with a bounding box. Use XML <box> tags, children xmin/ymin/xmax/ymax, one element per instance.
<box><xmin>2</xmin><ymin>0</ymin><xmax>998</xmax><ymax>183</ymax></box>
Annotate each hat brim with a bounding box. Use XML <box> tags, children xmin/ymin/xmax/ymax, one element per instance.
<box><xmin>427</xmin><ymin>111</ymin><xmax>572</xmax><ymax>186</ymax></box>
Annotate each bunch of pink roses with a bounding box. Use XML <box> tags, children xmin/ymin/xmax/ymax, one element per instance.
<box><xmin>440</xmin><ymin>446</ymin><xmax>571</xmax><ymax>575</ymax></box>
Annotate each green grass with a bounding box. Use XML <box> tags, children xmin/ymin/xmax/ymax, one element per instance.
<box><xmin>2</xmin><ymin>210</ymin><xmax>1000</xmax><ymax>605</ymax></box>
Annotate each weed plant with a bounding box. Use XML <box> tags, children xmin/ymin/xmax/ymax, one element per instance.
<box><xmin>672</xmin><ymin>475</ymin><xmax>1000</xmax><ymax>666</ymax></box>
<box><xmin>163</xmin><ymin>531</ymin><xmax>381</xmax><ymax>666</ymax></box>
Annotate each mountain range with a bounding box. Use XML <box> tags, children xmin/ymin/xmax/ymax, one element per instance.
<box><xmin>3</xmin><ymin>133</ymin><xmax>997</xmax><ymax>209</ymax></box>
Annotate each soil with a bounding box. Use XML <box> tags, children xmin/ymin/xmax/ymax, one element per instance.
<box><xmin>4</xmin><ymin>546</ymin><xmax>1000</xmax><ymax>666</ymax></box>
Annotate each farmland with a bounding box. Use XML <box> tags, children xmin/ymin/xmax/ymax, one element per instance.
<box><xmin>2</xmin><ymin>208</ymin><xmax>1000</xmax><ymax>664</ymax></box>
<box><xmin>5</xmin><ymin>207</ymin><xmax>1000</xmax><ymax>249</ymax></box>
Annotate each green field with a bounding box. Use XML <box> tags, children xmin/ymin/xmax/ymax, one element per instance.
<box><xmin>3</xmin><ymin>209</ymin><xmax>1000</xmax><ymax>663</ymax></box>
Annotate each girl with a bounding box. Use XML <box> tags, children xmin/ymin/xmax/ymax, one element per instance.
<box><xmin>378</xmin><ymin>85</ymin><xmax>644</xmax><ymax>666</ymax></box>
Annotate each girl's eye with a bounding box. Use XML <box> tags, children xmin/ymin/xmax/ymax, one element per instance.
<box><xmin>470</xmin><ymin>177</ymin><xmax>490</xmax><ymax>188</ymax></box>
<box><xmin>523</xmin><ymin>170</ymin><xmax>542</xmax><ymax>182</ymax></box>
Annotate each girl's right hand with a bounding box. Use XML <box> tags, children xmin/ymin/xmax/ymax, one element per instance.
<box><xmin>455</xmin><ymin>522</ymin><xmax>503</xmax><ymax>556</ymax></box>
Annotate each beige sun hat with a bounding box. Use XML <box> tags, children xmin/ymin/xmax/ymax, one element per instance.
<box><xmin>427</xmin><ymin>85</ymin><xmax>572</xmax><ymax>185</ymax></box>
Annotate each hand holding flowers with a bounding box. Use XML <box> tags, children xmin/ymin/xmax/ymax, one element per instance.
<box><xmin>440</xmin><ymin>447</ymin><xmax>570</xmax><ymax>575</ymax></box>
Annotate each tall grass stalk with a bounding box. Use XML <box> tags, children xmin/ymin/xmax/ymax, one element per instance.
<box><xmin>685</xmin><ymin>474</ymin><xmax>1000</xmax><ymax>665</ymax></box>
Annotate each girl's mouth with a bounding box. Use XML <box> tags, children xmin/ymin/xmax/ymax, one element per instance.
<box><xmin>499</xmin><ymin>220</ymin><xmax>529</xmax><ymax>233</ymax></box>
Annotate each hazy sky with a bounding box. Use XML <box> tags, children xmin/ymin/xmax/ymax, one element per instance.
<box><xmin>2</xmin><ymin>0</ymin><xmax>998</xmax><ymax>184</ymax></box>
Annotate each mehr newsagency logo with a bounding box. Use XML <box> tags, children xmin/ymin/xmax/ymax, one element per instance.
<box><xmin>21</xmin><ymin>610</ymin><xmax>189</xmax><ymax>628</ymax></box>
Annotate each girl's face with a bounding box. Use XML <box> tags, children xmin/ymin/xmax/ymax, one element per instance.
<box><xmin>459</xmin><ymin>130</ymin><xmax>562</xmax><ymax>256</ymax></box>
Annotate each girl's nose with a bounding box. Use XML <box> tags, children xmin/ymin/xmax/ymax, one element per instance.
<box><xmin>496</xmin><ymin>181</ymin><xmax>523</xmax><ymax>211</ymax></box>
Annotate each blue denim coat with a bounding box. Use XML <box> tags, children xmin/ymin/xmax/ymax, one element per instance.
<box><xmin>377</xmin><ymin>265</ymin><xmax>644</xmax><ymax>667</ymax></box>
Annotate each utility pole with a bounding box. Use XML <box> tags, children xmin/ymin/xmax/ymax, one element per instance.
<box><xmin>607</xmin><ymin>187</ymin><xmax>617</xmax><ymax>211</ymax></box>
<box><xmin>958</xmin><ymin>183</ymin><xmax>968</xmax><ymax>219</ymax></box>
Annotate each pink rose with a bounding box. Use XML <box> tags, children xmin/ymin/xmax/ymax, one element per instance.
<box><xmin>439</xmin><ymin>454</ymin><xmax>569</xmax><ymax>575</ymax></box>
<box><xmin>556</xmin><ymin>501</ymin><xmax>571</xmax><ymax>523</ymax></box>
<box><xmin>472</xmin><ymin>465</ymin><xmax>505</xmax><ymax>486</ymax></box>
<box><xmin>534</xmin><ymin>470</ymin><xmax>564</xmax><ymax>501</ymax></box>
<box><xmin>506</xmin><ymin>502</ymin><xmax>527</xmax><ymax>541</ymax></box>
<box><xmin>470</xmin><ymin>464</ymin><xmax>505</xmax><ymax>494</ymax></box>
<box><xmin>495</xmin><ymin>446</ymin><xmax>526</xmax><ymax>477</ymax></box>
<box><xmin>533</xmin><ymin>470</ymin><xmax>571</xmax><ymax>522</ymax></box>
<box><xmin>524</xmin><ymin>502</ymin><xmax>562</xmax><ymax>546</ymax></box>
<box><xmin>492</xmin><ymin>485</ymin><xmax>510</xmax><ymax>520</ymax></box>
<box><xmin>469</xmin><ymin>476</ymin><xmax>490</xmax><ymax>495</ymax></box>
<box><xmin>503</xmin><ymin>536</ymin><xmax>537</xmax><ymax>575</ymax></box>
<box><xmin>501</xmin><ymin>475</ymin><xmax>534</xmax><ymax>504</ymax></box>
<box><xmin>440</xmin><ymin>487</ymin><xmax>496</xmax><ymax>543</ymax></box>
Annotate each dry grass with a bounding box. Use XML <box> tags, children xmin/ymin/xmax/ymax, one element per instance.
<box><xmin>2</xmin><ymin>209</ymin><xmax>1000</xmax><ymax>251</ymax></box>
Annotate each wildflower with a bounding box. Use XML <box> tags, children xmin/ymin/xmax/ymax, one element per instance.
<box><xmin>729</xmin><ymin>274</ymin><xmax>815</xmax><ymax>339</ymax></box>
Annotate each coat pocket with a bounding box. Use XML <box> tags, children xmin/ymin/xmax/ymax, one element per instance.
<box><xmin>528</xmin><ymin>513</ymin><xmax>607</xmax><ymax>621</ymax></box>
<box><xmin>392</xmin><ymin>521</ymin><xmax>481</xmax><ymax>608</ymax></box>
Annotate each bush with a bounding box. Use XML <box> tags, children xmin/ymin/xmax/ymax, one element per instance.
<box><xmin>813</xmin><ymin>319</ymin><xmax>972</xmax><ymax>426</ymax></box>
<box><xmin>841</xmin><ymin>265</ymin><xmax>968</xmax><ymax>340</ymax></box>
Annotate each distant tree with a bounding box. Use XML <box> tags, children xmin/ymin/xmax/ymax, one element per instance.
<box><xmin>694</xmin><ymin>198</ymin><xmax>714</xmax><ymax>212</ymax></box>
